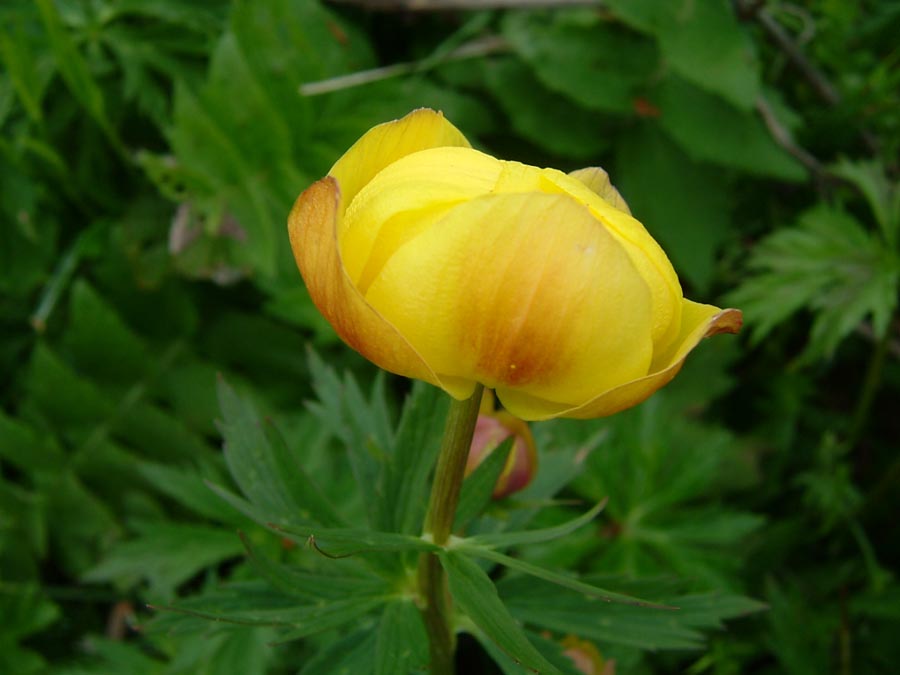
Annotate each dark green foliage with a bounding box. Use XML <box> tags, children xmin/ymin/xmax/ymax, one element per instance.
<box><xmin>1</xmin><ymin>1</ymin><xmax>898</xmax><ymax>673</ymax></box>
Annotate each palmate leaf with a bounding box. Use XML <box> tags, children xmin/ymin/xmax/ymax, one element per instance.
<box><xmin>441</xmin><ymin>551</ymin><xmax>563</xmax><ymax>675</ymax></box>
<box><xmin>374</xmin><ymin>600</ymin><xmax>429</xmax><ymax>675</ymax></box>
<box><xmin>216</xmin><ymin>376</ymin><xmax>346</xmax><ymax>529</ymax></box>
<box><xmin>462</xmin><ymin>499</ymin><xmax>607</xmax><ymax>550</ymax></box>
<box><xmin>729</xmin><ymin>204</ymin><xmax>900</xmax><ymax>360</ymax></box>
<box><xmin>499</xmin><ymin>576</ymin><xmax>765</xmax><ymax>652</ymax></box>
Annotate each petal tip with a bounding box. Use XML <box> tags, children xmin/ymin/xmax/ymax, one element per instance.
<box><xmin>705</xmin><ymin>308</ymin><xmax>743</xmax><ymax>337</ymax></box>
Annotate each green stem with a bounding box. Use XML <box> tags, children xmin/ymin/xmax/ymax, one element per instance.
<box><xmin>417</xmin><ymin>384</ymin><xmax>484</xmax><ymax>675</ymax></box>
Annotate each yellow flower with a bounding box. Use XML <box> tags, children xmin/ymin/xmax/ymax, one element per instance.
<box><xmin>288</xmin><ymin>109</ymin><xmax>741</xmax><ymax>421</ymax></box>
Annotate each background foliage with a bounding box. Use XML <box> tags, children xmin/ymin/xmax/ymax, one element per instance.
<box><xmin>1</xmin><ymin>0</ymin><xmax>898</xmax><ymax>673</ymax></box>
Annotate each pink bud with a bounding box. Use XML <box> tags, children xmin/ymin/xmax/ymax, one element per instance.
<box><xmin>465</xmin><ymin>405</ymin><xmax>537</xmax><ymax>499</ymax></box>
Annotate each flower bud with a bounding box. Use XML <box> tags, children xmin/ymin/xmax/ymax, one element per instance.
<box><xmin>561</xmin><ymin>636</ymin><xmax>616</xmax><ymax>675</ymax></box>
<box><xmin>288</xmin><ymin>109</ymin><xmax>741</xmax><ymax>420</ymax></box>
<box><xmin>465</xmin><ymin>397</ymin><xmax>537</xmax><ymax>499</ymax></box>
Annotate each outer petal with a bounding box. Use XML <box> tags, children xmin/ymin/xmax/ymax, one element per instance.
<box><xmin>498</xmin><ymin>303</ymin><xmax>742</xmax><ymax>420</ymax></box>
<box><xmin>287</xmin><ymin>176</ymin><xmax>476</xmax><ymax>400</ymax></box>
<box><xmin>329</xmin><ymin>108</ymin><xmax>471</xmax><ymax>217</ymax></box>
<box><xmin>364</xmin><ymin>192</ymin><xmax>655</xmax><ymax>406</ymax></box>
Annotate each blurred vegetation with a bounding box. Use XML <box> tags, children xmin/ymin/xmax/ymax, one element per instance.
<box><xmin>1</xmin><ymin>0</ymin><xmax>898</xmax><ymax>673</ymax></box>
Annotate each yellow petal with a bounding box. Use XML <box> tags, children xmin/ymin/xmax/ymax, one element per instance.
<box><xmin>364</xmin><ymin>191</ymin><xmax>655</xmax><ymax>409</ymax></box>
<box><xmin>287</xmin><ymin>176</ymin><xmax>476</xmax><ymax>400</ymax></box>
<box><xmin>568</xmin><ymin>167</ymin><xmax>632</xmax><ymax>215</ymax></box>
<box><xmin>499</xmin><ymin>303</ymin><xmax>743</xmax><ymax>420</ymax></box>
<box><xmin>546</xmin><ymin>169</ymin><xmax>684</xmax><ymax>355</ymax></box>
<box><xmin>329</xmin><ymin>108</ymin><xmax>471</xmax><ymax>215</ymax></box>
<box><xmin>340</xmin><ymin>147</ymin><xmax>502</xmax><ymax>290</ymax></box>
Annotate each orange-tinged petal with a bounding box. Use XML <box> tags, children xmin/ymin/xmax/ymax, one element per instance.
<box><xmin>568</xmin><ymin>167</ymin><xmax>632</xmax><ymax>215</ymax></box>
<box><xmin>363</xmin><ymin>191</ymin><xmax>655</xmax><ymax>411</ymax></box>
<box><xmin>329</xmin><ymin>108</ymin><xmax>471</xmax><ymax>218</ymax></box>
<box><xmin>498</xmin><ymin>303</ymin><xmax>743</xmax><ymax>420</ymax></box>
<box><xmin>287</xmin><ymin>176</ymin><xmax>477</xmax><ymax>400</ymax></box>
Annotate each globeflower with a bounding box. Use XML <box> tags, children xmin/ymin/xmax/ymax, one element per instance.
<box><xmin>288</xmin><ymin>109</ymin><xmax>741</xmax><ymax>421</ymax></box>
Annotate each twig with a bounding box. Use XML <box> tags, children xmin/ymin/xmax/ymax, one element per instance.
<box><xmin>752</xmin><ymin>6</ymin><xmax>841</xmax><ymax>105</ymax></box>
<box><xmin>300</xmin><ymin>35</ymin><xmax>508</xmax><ymax>95</ymax></box>
<box><xmin>755</xmin><ymin>95</ymin><xmax>824</xmax><ymax>175</ymax></box>
<box><xmin>328</xmin><ymin>0</ymin><xmax>604</xmax><ymax>10</ymax></box>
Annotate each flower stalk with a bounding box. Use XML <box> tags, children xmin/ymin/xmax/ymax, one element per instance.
<box><xmin>417</xmin><ymin>383</ymin><xmax>484</xmax><ymax>675</ymax></box>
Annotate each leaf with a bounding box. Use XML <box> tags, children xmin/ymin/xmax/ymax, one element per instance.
<box><xmin>458</xmin><ymin>545</ymin><xmax>663</xmax><ymax>608</ymax></box>
<box><xmin>374</xmin><ymin>600</ymin><xmax>429</xmax><ymax>675</ymax></box>
<box><xmin>728</xmin><ymin>204</ymin><xmax>900</xmax><ymax>360</ymax></box>
<box><xmin>269</xmin><ymin>522</ymin><xmax>439</xmax><ymax>557</ymax></box>
<box><xmin>606</xmin><ymin>0</ymin><xmax>760</xmax><ymax>109</ymax></box>
<box><xmin>462</xmin><ymin>500</ymin><xmax>607</xmax><ymax>550</ymax></box>
<box><xmin>299</xmin><ymin>627</ymin><xmax>378</xmax><ymax>675</ymax></box>
<box><xmin>240</xmin><ymin>532</ymin><xmax>389</xmax><ymax>602</ymax></box>
<box><xmin>154</xmin><ymin>581</ymin><xmax>386</xmax><ymax>635</ymax></box>
<box><xmin>34</xmin><ymin>0</ymin><xmax>117</xmax><ymax>146</ymax></box>
<box><xmin>83</xmin><ymin>523</ymin><xmax>244</xmax><ymax>600</ymax></box>
<box><xmin>832</xmin><ymin>158</ymin><xmax>899</xmax><ymax>245</ymax></box>
<box><xmin>500</xmin><ymin>576</ymin><xmax>763</xmax><ymax>651</ymax></box>
<box><xmin>615</xmin><ymin>124</ymin><xmax>731</xmax><ymax>291</ymax></box>
<box><xmin>385</xmin><ymin>381</ymin><xmax>449</xmax><ymax>535</ymax></box>
<box><xmin>482</xmin><ymin>58</ymin><xmax>611</xmax><ymax>160</ymax></box>
<box><xmin>216</xmin><ymin>376</ymin><xmax>346</xmax><ymax>528</ymax></box>
<box><xmin>503</xmin><ymin>10</ymin><xmax>657</xmax><ymax>114</ymax></box>
<box><xmin>656</xmin><ymin>75</ymin><xmax>805</xmax><ymax>181</ymax></box>
<box><xmin>454</xmin><ymin>438</ymin><xmax>514</xmax><ymax>531</ymax></box>
<box><xmin>441</xmin><ymin>551</ymin><xmax>563</xmax><ymax>674</ymax></box>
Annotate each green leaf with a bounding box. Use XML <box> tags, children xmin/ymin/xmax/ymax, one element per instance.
<box><xmin>728</xmin><ymin>204</ymin><xmax>900</xmax><ymax>359</ymax></box>
<box><xmin>269</xmin><ymin>522</ymin><xmax>439</xmax><ymax>557</ymax></box>
<box><xmin>83</xmin><ymin>523</ymin><xmax>244</xmax><ymax>600</ymax></box>
<box><xmin>615</xmin><ymin>124</ymin><xmax>731</xmax><ymax>291</ymax></box>
<box><xmin>503</xmin><ymin>10</ymin><xmax>657</xmax><ymax>114</ymax></box>
<box><xmin>217</xmin><ymin>376</ymin><xmax>346</xmax><ymax>528</ymax></box>
<box><xmin>454</xmin><ymin>438</ymin><xmax>513</xmax><ymax>531</ymax></box>
<box><xmin>155</xmin><ymin>581</ymin><xmax>386</xmax><ymax>634</ymax></box>
<box><xmin>607</xmin><ymin>0</ymin><xmax>760</xmax><ymax>109</ymax></box>
<box><xmin>832</xmin><ymin>158</ymin><xmax>899</xmax><ymax>245</ymax></box>
<box><xmin>374</xmin><ymin>600</ymin><xmax>429</xmax><ymax>675</ymax></box>
<box><xmin>299</xmin><ymin>627</ymin><xmax>378</xmax><ymax>675</ymax></box>
<box><xmin>34</xmin><ymin>0</ymin><xmax>118</xmax><ymax>147</ymax></box>
<box><xmin>462</xmin><ymin>499</ymin><xmax>607</xmax><ymax>549</ymax></box>
<box><xmin>483</xmin><ymin>58</ymin><xmax>611</xmax><ymax>160</ymax></box>
<box><xmin>500</xmin><ymin>576</ymin><xmax>763</xmax><ymax>651</ymax></box>
<box><xmin>240</xmin><ymin>532</ymin><xmax>389</xmax><ymax>602</ymax></box>
<box><xmin>459</xmin><ymin>545</ymin><xmax>663</xmax><ymax>608</ymax></box>
<box><xmin>385</xmin><ymin>381</ymin><xmax>449</xmax><ymax>535</ymax></box>
<box><xmin>656</xmin><ymin>75</ymin><xmax>805</xmax><ymax>181</ymax></box>
<box><xmin>441</xmin><ymin>551</ymin><xmax>562</xmax><ymax>674</ymax></box>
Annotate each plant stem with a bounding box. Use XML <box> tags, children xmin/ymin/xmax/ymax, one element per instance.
<box><xmin>417</xmin><ymin>384</ymin><xmax>484</xmax><ymax>675</ymax></box>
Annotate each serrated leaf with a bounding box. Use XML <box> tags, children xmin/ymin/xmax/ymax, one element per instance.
<box><xmin>83</xmin><ymin>523</ymin><xmax>244</xmax><ymax>600</ymax></box>
<box><xmin>729</xmin><ymin>204</ymin><xmax>900</xmax><ymax>360</ymax></box>
<box><xmin>498</xmin><ymin>577</ymin><xmax>763</xmax><ymax>650</ymax></box>
<box><xmin>217</xmin><ymin>376</ymin><xmax>346</xmax><ymax>528</ymax></box>
<box><xmin>454</xmin><ymin>438</ymin><xmax>513</xmax><ymax>531</ymax></box>
<box><xmin>441</xmin><ymin>551</ymin><xmax>562</xmax><ymax>674</ymax></box>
